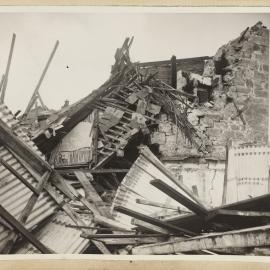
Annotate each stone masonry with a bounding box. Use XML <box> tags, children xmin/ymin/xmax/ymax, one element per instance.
<box><xmin>150</xmin><ymin>22</ymin><xmax>269</xmax><ymax>160</ymax></box>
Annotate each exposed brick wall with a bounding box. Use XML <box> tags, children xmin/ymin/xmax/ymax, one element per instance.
<box><xmin>150</xmin><ymin>22</ymin><xmax>269</xmax><ymax>160</ymax></box>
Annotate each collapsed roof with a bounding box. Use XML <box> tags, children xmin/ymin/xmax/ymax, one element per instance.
<box><xmin>0</xmin><ymin>21</ymin><xmax>269</xmax><ymax>255</ymax></box>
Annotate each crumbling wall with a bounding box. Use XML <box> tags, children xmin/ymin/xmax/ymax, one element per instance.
<box><xmin>150</xmin><ymin>22</ymin><xmax>269</xmax><ymax>160</ymax></box>
<box><xmin>164</xmin><ymin>159</ymin><xmax>225</xmax><ymax>207</ymax></box>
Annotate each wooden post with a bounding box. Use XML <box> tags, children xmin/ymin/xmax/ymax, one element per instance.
<box><xmin>92</xmin><ymin>109</ymin><xmax>99</xmax><ymax>166</ymax></box>
<box><xmin>114</xmin><ymin>205</ymin><xmax>196</xmax><ymax>236</ymax></box>
<box><xmin>24</xmin><ymin>40</ymin><xmax>59</xmax><ymax>116</ymax></box>
<box><xmin>139</xmin><ymin>146</ymin><xmax>208</xmax><ymax>208</ymax></box>
<box><xmin>150</xmin><ymin>179</ymin><xmax>209</xmax><ymax>217</ymax></box>
<box><xmin>0</xmin><ymin>205</ymin><xmax>53</xmax><ymax>254</ymax></box>
<box><xmin>0</xmin><ymin>33</ymin><xmax>16</xmax><ymax>103</ymax></box>
<box><xmin>222</xmin><ymin>142</ymin><xmax>230</xmax><ymax>205</ymax></box>
<box><xmin>171</xmin><ymin>55</ymin><xmax>177</xmax><ymax>89</ymax></box>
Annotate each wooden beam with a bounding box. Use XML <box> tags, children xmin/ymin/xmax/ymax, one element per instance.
<box><xmin>24</xmin><ymin>40</ymin><xmax>59</xmax><ymax>116</ymax></box>
<box><xmin>37</xmin><ymin>92</ymin><xmax>47</xmax><ymax>110</ymax></box>
<box><xmin>139</xmin><ymin>146</ymin><xmax>208</xmax><ymax>208</ymax></box>
<box><xmin>19</xmin><ymin>171</ymin><xmax>51</xmax><ymax>223</ymax></box>
<box><xmin>65</xmin><ymin>225</ymin><xmax>134</xmax><ymax>232</ymax></box>
<box><xmin>171</xmin><ymin>55</ymin><xmax>177</xmax><ymax>88</ymax></box>
<box><xmin>44</xmin><ymin>182</ymin><xmax>111</xmax><ymax>254</ymax></box>
<box><xmin>0</xmin><ymin>205</ymin><xmax>53</xmax><ymax>254</ymax></box>
<box><xmin>0</xmin><ymin>119</ymin><xmax>51</xmax><ymax>173</ymax></box>
<box><xmin>94</xmin><ymin>215</ymin><xmax>132</xmax><ymax>231</ymax></box>
<box><xmin>131</xmin><ymin>218</ymin><xmax>171</xmax><ymax>234</ymax></box>
<box><xmin>114</xmin><ymin>205</ymin><xmax>196</xmax><ymax>236</ymax></box>
<box><xmin>92</xmin><ymin>109</ymin><xmax>99</xmax><ymax>165</ymax></box>
<box><xmin>222</xmin><ymin>143</ymin><xmax>229</xmax><ymax>205</ymax></box>
<box><xmin>210</xmin><ymin>209</ymin><xmax>270</xmax><ymax>218</ymax></box>
<box><xmin>90</xmin><ymin>169</ymin><xmax>129</xmax><ymax>174</ymax></box>
<box><xmin>94</xmin><ymin>237</ymin><xmax>164</xmax><ymax>246</ymax></box>
<box><xmin>1</xmin><ymin>33</ymin><xmax>16</xmax><ymax>103</ymax></box>
<box><xmin>81</xmin><ymin>233</ymin><xmax>175</xmax><ymax>239</ymax></box>
<box><xmin>74</xmin><ymin>171</ymin><xmax>98</xmax><ymax>203</ymax></box>
<box><xmin>0</xmin><ymin>74</ymin><xmax>5</xmax><ymax>94</ymax></box>
<box><xmin>2</xmin><ymin>171</ymin><xmax>52</xmax><ymax>254</ymax></box>
<box><xmin>132</xmin><ymin>224</ymin><xmax>270</xmax><ymax>255</ymax></box>
<box><xmin>150</xmin><ymin>179</ymin><xmax>208</xmax><ymax>217</ymax></box>
<box><xmin>136</xmin><ymin>198</ymin><xmax>186</xmax><ymax>212</ymax></box>
<box><xmin>0</xmin><ymin>158</ymin><xmax>39</xmax><ymax>195</ymax></box>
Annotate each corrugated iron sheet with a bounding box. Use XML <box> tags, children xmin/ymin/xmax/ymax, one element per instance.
<box><xmin>16</xmin><ymin>211</ymin><xmax>93</xmax><ymax>254</ymax></box>
<box><xmin>111</xmin><ymin>147</ymin><xmax>195</xmax><ymax>229</ymax></box>
<box><xmin>226</xmin><ymin>144</ymin><xmax>270</xmax><ymax>204</ymax></box>
<box><xmin>0</xmin><ymin>104</ymin><xmax>45</xmax><ymax>158</ymax></box>
<box><xmin>0</xmin><ymin>103</ymin><xmax>59</xmax><ymax>252</ymax></box>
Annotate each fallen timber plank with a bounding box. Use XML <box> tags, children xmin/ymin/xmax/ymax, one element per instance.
<box><xmin>0</xmin><ymin>118</ymin><xmax>52</xmax><ymax>173</ymax></box>
<box><xmin>131</xmin><ymin>218</ymin><xmax>171</xmax><ymax>235</ymax></box>
<box><xmin>56</xmin><ymin>168</ymin><xmax>129</xmax><ymax>174</ymax></box>
<box><xmin>139</xmin><ymin>146</ymin><xmax>208</xmax><ymax>209</ymax></box>
<box><xmin>74</xmin><ymin>170</ymin><xmax>111</xmax><ymax>217</ymax></box>
<box><xmin>24</xmin><ymin>40</ymin><xmax>59</xmax><ymax>116</ymax></box>
<box><xmin>164</xmin><ymin>193</ymin><xmax>270</xmax><ymax>234</ymax></box>
<box><xmin>81</xmin><ymin>233</ymin><xmax>178</xmax><ymax>239</ymax></box>
<box><xmin>93</xmin><ymin>237</ymin><xmax>166</xmax><ymax>246</ymax></box>
<box><xmin>74</xmin><ymin>171</ymin><xmax>100</xmax><ymax>203</ymax></box>
<box><xmin>56</xmin><ymin>171</ymin><xmax>130</xmax><ymax>233</ymax></box>
<box><xmin>19</xmin><ymin>171</ymin><xmax>51</xmax><ymax>223</ymax></box>
<box><xmin>44</xmin><ymin>183</ymin><xmax>111</xmax><ymax>254</ymax></box>
<box><xmin>0</xmin><ymin>205</ymin><xmax>54</xmax><ymax>254</ymax></box>
<box><xmin>1</xmin><ymin>170</ymin><xmax>52</xmax><ymax>254</ymax></box>
<box><xmin>0</xmin><ymin>33</ymin><xmax>16</xmax><ymax>103</ymax></box>
<box><xmin>114</xmin><ymin>205</ymin><xmax>196</xmax><ymax>236</ymax></box>
<box><xmin>91</xmin><ymin>169</ymin><xmax>129</xmax><ymax>174</ymax></box>
<box><xmin>208</xmin><ymin>209</ymin><xmax>270</xmax><ymax>218</ymax></box>
<box><xmin>136</xmin><ymin>198</ymin><xmax>183</xmax><ymax>212</ymax></box>
<box><xmin>150</xmin><ymin>179</ymin><xmax>208</xmax><ymax>217</ymax></box>
<box><xmin>65</xmin><ymin>225</ymin><xmax>134</xmax><ymax>232</ymax></box>
<box><xmin>132</xmin><ymin>224</ymin><xmax>270</xmax><ymax>255</ymax></box>
<box><xmin>0</xmin><ymin>158</ymin><xmax>39</xmax><ymax>195</ymax></box>
<box><xmin>94</xmin><ymin>215</ymin><xmax>132</xmax><ymax>231</ymax></box>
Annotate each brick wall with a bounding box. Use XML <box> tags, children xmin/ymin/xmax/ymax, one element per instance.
<box><xmin>150</xmin><ymin>22</ymin><xmax>269</xmax><ymax>160</ymax></box>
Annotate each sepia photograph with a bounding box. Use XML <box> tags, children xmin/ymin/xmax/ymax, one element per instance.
<box><xmin>0</xmin><ymin>7</ymin><xmax>269</xmax><ymax>259</ymax></box>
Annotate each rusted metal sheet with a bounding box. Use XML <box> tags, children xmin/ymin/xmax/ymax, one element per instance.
<box><xmin>111</xmin><ymin>147</ymin><xmax>198</xmax><ymax>229</ymax></box>
<box><xmin>226</xmin><ymin>144</ymin><xmax>270</xmax><ymax>204</ymax></box>
<box><xmin>16</xmin><ymin>211</ymin><xmax>93</xmax><ymax>254</ymax></box>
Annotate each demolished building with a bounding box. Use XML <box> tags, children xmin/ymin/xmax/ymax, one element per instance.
<box><xmin>0</xmin><ymin>21</ymin><xmax>269</xmax><ymax>255</ymax></box>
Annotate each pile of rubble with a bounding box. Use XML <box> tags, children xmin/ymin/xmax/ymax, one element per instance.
<box><xmin>0</xmin><ymin>21</ymin><xmax>269</xmax><ymax>255</ymax></box>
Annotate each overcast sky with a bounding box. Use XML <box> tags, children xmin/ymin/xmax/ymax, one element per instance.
<box><xmin>0</xmin><ymin>10</ymin><xmax>269</xmax><ymax>113</ymax></box>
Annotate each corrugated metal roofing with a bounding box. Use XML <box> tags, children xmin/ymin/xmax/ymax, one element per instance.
<box><xmin>111</xmin><ymin>147</ymin><xmax>194</xmax><ymax>229</ymax></box>
<box><xmin>16</xmin><ymin>211</ymin><xmax>93</xmax><ymax>254</ymax></box>
<box><xmin>227</xmin><ymin>144</ymin><xmax>270</xmax><ymax>204</ymax></box>
<box><xmin>0</xmin><ymin>103</ymin><xmax>59</xmax><ymax>253</ymax></box>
